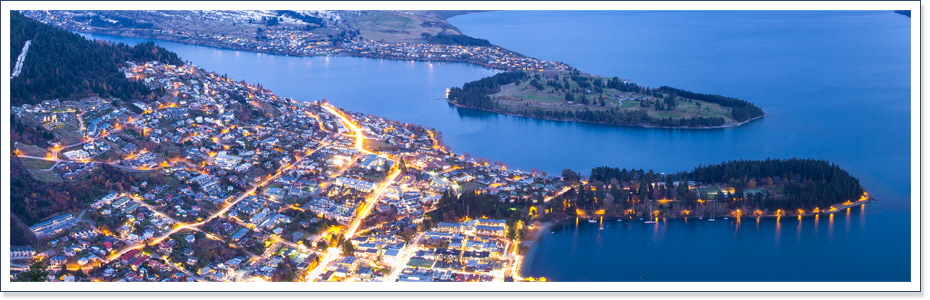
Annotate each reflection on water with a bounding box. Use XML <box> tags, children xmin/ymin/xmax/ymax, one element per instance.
<box><xmin>774</xmin><ymin>217</ymin><xmax>782</xmax><ymax>247</ymax></box>
<box><xmin>796</xmin><ymin>215</ymin><xmax>803</xmax><ymax>242</ymax></box>
<box><xmin>527</xmin><ymin>205</ymin><xmax>908</xmax><ymax>281</ymax></box>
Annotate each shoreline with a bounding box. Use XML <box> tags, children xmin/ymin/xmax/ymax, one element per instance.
<box><xmin>515</xmin><ymin>221</ymin><xmax>556</xmax><ymax>279</ymax></box>
<box><xmin>449</xmin><ymin>101</ymin><xmax>767</xmax><ymax>129</ymax></box>
<box><xmin>72</xmin><ymin>27</ymin><xmax>768</xmax><ymax>131</ymax></box>
<box><xmin>74</xmin><ymin>29</ymin><xmax>520</xmax><ymax>72</ymax></box>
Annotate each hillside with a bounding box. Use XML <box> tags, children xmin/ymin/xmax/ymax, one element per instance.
<box><xmin>10</xmin><ymin>11</ymin><xmax>183</xmax><ymax>106</ymax></box>
<box><xmin>8</xmin><ymin>11</ymin><xmax>186</xmax><ymax>246</ymax></box>
<box><xmin>23</xmin><ymin>10</ymin><xmax>486</xmax><ymax>45</ymax></box>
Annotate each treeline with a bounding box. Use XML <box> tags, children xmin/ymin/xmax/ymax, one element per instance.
<box><xmin>425</xmin><ymin>191</ymin><xmax>528</xmax><ymax>239</ymax></box>
<box><xmin>688</xmin><ymin>158</ymin><xmax>864</xmax><ymax>210</ymax></box>
<box><xmin>656</xmin><ymin>86</ymin><xmax>764</xmax><ymax>122</ymax></box>
<box><xmin>558</xmin><ymin>158</ymin><xmax>865</xmax><ymax>217</ymax></box>
<box><xmin>11</xmin><ymin>113</ymin><xmax>54</xmax><ymax>147</ymax></box>
<box><xmin>501</xmin><ymin>105</ymin><xmax>726</xmax><ymax>127</ymax></box>
<box><xmin>275</xmin><ymin>10</ymin><xmax>325</xmax><ymax>27</ymax></box>
<box><xmin>427</xmin><ymin>191</ymin><xmax>523</xmax><ymax>223</ymax></box>
<box><xmin>447</xmin><ymin>71</ymin><xmax>527</xmax><ymax>109</ymax></box>
<box><xmin>73</xmin><ymin>14</ymin><xmax>154</xmax><ymax>29</ymax></box>
<box><xmin>10</xmin><ymin>11</ymin><xmax>183</xmax><ymax>106</ymax></box>
<box><xmin>422</xmin><ymin>32</ymin><xmax>492</xmax><ymax>47</ymax></box>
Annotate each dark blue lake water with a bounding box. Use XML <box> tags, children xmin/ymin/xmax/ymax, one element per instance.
<box><xmin>80</xmin><ymin>10</ymin><xmax>912</xmax><ymax>282</ymax></box>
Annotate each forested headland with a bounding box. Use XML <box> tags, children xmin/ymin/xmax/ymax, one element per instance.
<box><xmin>421</xmin><ymin>158</ymin><xmax>868</xmax><ymax>242</ymax></box>
<box><xmin>447</xmin><ymin>70</ymin><xmax>765</xmax><ymax>128</ymax></box>
<box><xmin>549</xmin><ymin>158</ymin><xmax>867</xmax><ymax>220</ymax></box>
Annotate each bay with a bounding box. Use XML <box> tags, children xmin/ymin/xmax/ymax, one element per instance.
<box><xmin>79</xmin><ymin>10</ymin><xmax>912</xmax><ymax>282</ymax></box>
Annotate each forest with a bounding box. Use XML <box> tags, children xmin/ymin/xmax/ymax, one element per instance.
<box><xmin>446</xmin><ymin>71</ymin><xmax>528</xmax><ymax>109</ymax></box>
<box><xmin>275</xmin><ymin>10</ymin><xmax>326</xmax><ymax>27</ymax></box>
<box><xmin>548</xmin><ymin>158</ymin><xmax>866</xmax><ymax>219</ymax></box>
<box><xmin>687</xmin><ymin>158</ymin><xmax>864</xmax><ymax>210</ymax></box>
<box><xmin>10</xmin><ymin>11</ymin><xmax>183</xmax><ymax>107</ymax></box>
<box><xmin>421</xmin><ymin>32</ymin><xmax>492</xmax><ymax>47</ymax></box>
<box><xmin>424</xmin><ymin>191</ymin><xmax>528</xmax><ymax>239</ymax></box>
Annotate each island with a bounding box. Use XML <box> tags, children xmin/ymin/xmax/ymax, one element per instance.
<box><xmin>9</xmin><ymin>11</ymin><xmax>861</xmax><ymax>283</ymax></box>
<box><xmin>22</xmin><ymin>10</ymin><xmax>765</xmax><ymax>128</ymax></box>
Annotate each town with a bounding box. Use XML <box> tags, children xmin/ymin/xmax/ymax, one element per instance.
<box><xmin>9</xmin><ymin>48</ymin><xmax>874</xmax><ymax>285</ymax></box>
<box><xmin>24</xmin><ymin>10</ymin><xmax>573</xmax><ymax>73</ymax></box>
<box><xmin>11</xmin><ymin>61</ymin><xmax>570</xmax><ymax>282</ymax></box>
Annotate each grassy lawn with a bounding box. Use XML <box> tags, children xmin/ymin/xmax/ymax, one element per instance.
<box><xmin>29</xmin><ymin>169</ymin><xmax>62</xmax><ymax>183</ymax></box>
<box><xmin>20</xmin><ymin>157</ymin><xmax>57</xmax><ymax>170</ymax></box>
<box><xmin>16</xmin><ymin>144</ymin><xmax>49</xmax><ymax>157</ymax></box>
<box><xmin>619</xmin><ymin>100</ymin><xmax>641</xmax><ymax>109</ymax></box>
<box><xmin>460</xmin><ymin>182</ymin><xmax>486</xmax><ymax>193</ymax></box>
<box><xmin>490</xmin><ymin>70</ymin><xmax>743</xmax><ymax>125</ymax></box>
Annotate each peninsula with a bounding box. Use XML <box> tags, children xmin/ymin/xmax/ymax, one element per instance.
<box><xmin>448</xmin><ymin>70</ymin><xmax>765</xmax><ymax>128</ymax></box>
<box><xmin>22</xmin><ymin>10</ymin><xmax>765</xmax><ymax>129</ymax></box>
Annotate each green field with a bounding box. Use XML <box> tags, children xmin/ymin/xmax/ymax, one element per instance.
<box><xmin>493</xmin><ymin>71</ymin><xmax>737</xmax><ymax>123</ymax></box>
<box><xmin>20</xmin><ymin>157</ymin><xmax>56</xmax><ymax>170</ymax></box>
<box><xmin>343</xmin><ymin>11</ymin><xmax>449</xmax><ymax>43</ymax></box>
<box><xmin>28</xmin><ymin>169</ymin><xmax>62</xmax><ymax>183</ymax></box>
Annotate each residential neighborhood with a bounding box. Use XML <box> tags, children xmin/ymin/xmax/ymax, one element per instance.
<box><xmin>11</xmin><ymin>61</ymin><xmax>568</xmax><ymax>282</ymax></box>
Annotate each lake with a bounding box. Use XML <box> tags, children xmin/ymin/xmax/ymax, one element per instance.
<box><xmin>80</xmin><ymin>10</ymin><xmax>912</xmax><ymax>282</ymax></box>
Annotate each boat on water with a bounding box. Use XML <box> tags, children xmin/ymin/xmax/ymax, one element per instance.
<box><xmin>644</xmin><ymin>220</ymin><xmax>656</xmax><ymax>224</ymax></box>
<box><xmin>598</xmin><ymin>226</ymin><xmax>605</xmax><ymax>231</ymax></box>
<box><xmin>587</xmin><ymin>218</ymin><xmax>597</xmax><ymax>223</ymax></box>
<box><xmin>723</xmin><ymin>217</ymin><xmax>729</xmax><ymax>220</ymax></box>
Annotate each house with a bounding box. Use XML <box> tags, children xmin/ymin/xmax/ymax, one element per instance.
<box><xmin>214</xmin><ymin>151</ymin><xmax>243</xmax><ymax>170</ymax></box>
<box><xmin>10</xmin><ymin>246</ymin><xmax>35</xmax><ymax>260</ymax></box>
<box><xmin>436</xmin><ymin>222</ymin><xmax>464</xmax><ymax>234</ymax></box>
<box><xmin>49</xmin><ymin>255</ymin><xmax>68</xmax><ymax>267</ymax></box>
<box><xmin>475</xmin><ymin>225</ymin><xmax>506</xmax><ymax>237</ymax></box>
<box><xmin>120</xmin><ymin>249</ymin><xmax>141</xmax><ymax>263</ymax></box>
<box><xmin>29</xmin><ymin>214</ymin><xmax>77</xmax><ymax>238</ymax></box>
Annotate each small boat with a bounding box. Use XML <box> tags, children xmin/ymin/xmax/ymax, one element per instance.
<box><xmin>587</xmin><ymin>218</ymin><xmax>597</xmax><ymax>223</ymax></box>
<box><xmin>598</xmin><ymin>226</ymin><xmax>605</xmax><ymax>231</ymax></box>
<box><xmin>708</xmin><ymin>218</ymin><xmax>716</xmax><ymax>222</ymax></box>
<box><xmin>550</xmin><ymin>231</ymin><xmax>555</xmax><ymax>234</ymax></box>
<box><xmin>638</xmin><ymin>217</ymin><xmax>644</xmax><ymax>221</ymax></box>
<box><xmin>723</xmin><ymin>217</ymin><xmax>729</xmax><ymax>220</ymax></box>
<box><xmin>698</xmin><ymin>216</ymin><xmax>703</xmax><ymax>220</ymax></box>
<box><xmin>643</xmin><ymin>220</ymin><xmax>656</xmax><ymax>224</ymax></box>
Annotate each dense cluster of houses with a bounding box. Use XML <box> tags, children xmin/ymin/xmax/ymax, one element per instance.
<box><xmin>13</xmin><ymin>59</ymin><xmax>568</xmax><ymax>283</ymax></box>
